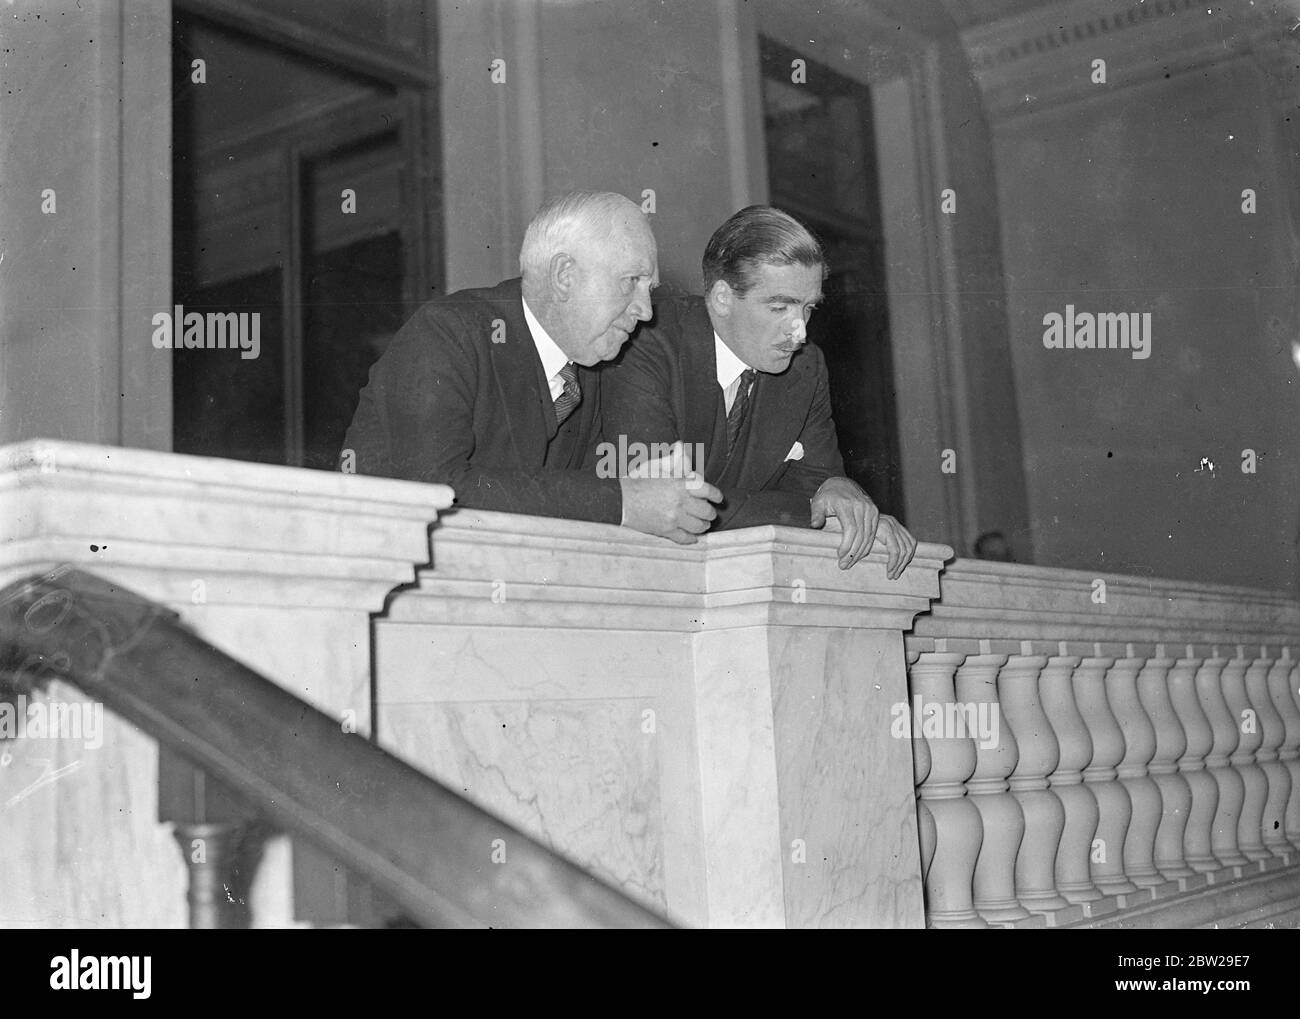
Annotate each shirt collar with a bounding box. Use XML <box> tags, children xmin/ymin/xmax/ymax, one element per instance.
<box><xmin>714</xmin><ymin>331</ymin><xmax>751</xmax><ymax>391</ymax></box>
<box><xmin>522</xmin><ymin>296</ymin><xmax>571</xmax><ymax>384</ymax></box>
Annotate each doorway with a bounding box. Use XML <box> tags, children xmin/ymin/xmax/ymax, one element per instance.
<box><xmin>171</xmin><ymin>9</ymin><xmax>435</xmax><ymax>469</ymax></box>
<box><xmin>759</xmin><ymin>36</ymin><xmax>903</xmax><ymax>519</ymax></box>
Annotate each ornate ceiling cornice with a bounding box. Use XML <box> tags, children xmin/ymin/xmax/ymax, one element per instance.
<box><xmin>961</xmin><ymin>0</ymin><xmax>1293</xmax><ymax>121</ymax></box>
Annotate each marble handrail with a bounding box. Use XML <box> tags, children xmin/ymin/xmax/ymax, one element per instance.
<box><xmin>906</xmin><ymin>558</ymin><xmax>1300</xmax><ymax>928</ymax></box>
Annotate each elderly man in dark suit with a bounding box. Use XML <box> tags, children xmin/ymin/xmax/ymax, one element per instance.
<box><xmin>600</xmin><ymin>205</ymin><xmax>917</xmax><ymax>575</ymax></box>
<box><xmin>342</xmin><ymin>191</ymin><xmax>721</xmax><ymax>543</ymax></box>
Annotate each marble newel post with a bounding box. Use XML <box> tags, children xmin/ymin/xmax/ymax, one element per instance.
<box><xmin>694</xmin><ymin>528</ymin><xmax>951</xmax><ymax>928</ymax></box>
<box><xmin>0</xmin><ymin>441</ymin><xmax>452</xmax><ymax>927</ymax></box>
<box><xmin>375</xmin><ymin>511</ymin><xmax>952</xmax><ymax>929</ymax></box>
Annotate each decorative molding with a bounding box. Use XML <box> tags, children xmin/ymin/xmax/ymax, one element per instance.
<box><xmin>961</xmin><ymin>0</ymin><xmax>1272</xmax><ymax>120</ymax></box>
<box><xmin>908</xmin><ymin>557</ymin><xmax>1300</xmax><ymax>653</ymax></box>
<box><xmin>386</xmin><ymin>508</ymin><xmax>952</xmax><ymax>633</ymax></box>
<box><xmin>0</xmin><ymin>440</ymin><xmax>450</xmax><ymax>612</ymax></box>
<box><xmin>966</xmin><ymin>0</ymin><xmax>1203</xmax><ymax>73</ymax></box>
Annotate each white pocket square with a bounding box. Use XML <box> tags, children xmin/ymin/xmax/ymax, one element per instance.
<box><xmin>785</xmin><ymin>441</ymin><xmax>804</xmax><ymax>462</ymax></box>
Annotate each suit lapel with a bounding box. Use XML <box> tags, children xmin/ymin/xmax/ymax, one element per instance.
<box><xmin>486</xmin><ymin>279</ymin><xmax>552</xmax><ymax>463</ymax></box>
<box><xmin>736</xmin><ymin>347</ymin><xmax>817</xmax><ymax>491</ymax></box>
<box><xmin>677</xmin><ymin>299</ymin><xmax>725</xmax><ymax>477</ymax></box>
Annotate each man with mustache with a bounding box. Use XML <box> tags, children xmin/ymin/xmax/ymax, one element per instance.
<box><xmin>601</xmin><ymin>205</ymin><xmax>916</xmax><ymax>575</ymax></box>
<box><xmin>342</xmin><ymin>190</ymin><xmax>721</xmax><ymax>544</ymax></box>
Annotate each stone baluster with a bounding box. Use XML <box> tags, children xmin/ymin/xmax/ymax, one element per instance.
<box><xmin>1197</xmin><ymin>650</ymin><xmax>1247</xmax><ymax>870</ymax></box>
<box><xmin>907</xmin><ymin>650</ymin><xmax>938</xmax><ymax>882</ymax></box>
<box><xmin>1138</xmin><ymin>651</ymin><xmax>1194</xmax><ymax>882</ymax></box>
<box><xmin>171</xmin><ymin>821</ymin><xmax>245</xmax><ymax>929</ymax></box>
<box><xmin>1246</xmin><ymin>649</ymin><xmax>1291</xmax><ymax>857</ymax></box>
<box><xmin>910</xmin><ymin>651</ymin><xmax>985</xmax><ymax>928</ymax></box>
<box><xmin>917</xmin><ymin>799</ymin><xmax>938</xmax><ymax>887</ymax></box>
<box><xmin>999</xmin><ymin>653</ymin><xmax>1068</xmax><ymax>912</ymax></box>
<box><xmin>1074</xmin><ymin>654</ymin><xmax>1135</xmax><ymax>894</ymax></box>
<box><xmin>1221</xmin><ymin>651</ymin><xmax>1270</xmax><ymax>862</ymax></box>
<box><xmin>1169</xmin><ymin>651</ymin><xmax>1221</xmax><ymax>873</ymax></box>
<box><xmin>1266</xmin><ymin>652</ymin><xmax>1300</xmax><ymax>851</ymax></box>
<box><xmin>1107</xmin><ymin>654</ymin><xmax>1164</xmax><ymax>888</ymax></box>
<box><xmin>954</xmin><ymin>653</ymin><xmax>1028</xmax><ymax>922</ymax></box>
<box><xmin>1039</xmin><ymin>652</ymin><xmax>1103</xmax><ymax>904</ymax></box>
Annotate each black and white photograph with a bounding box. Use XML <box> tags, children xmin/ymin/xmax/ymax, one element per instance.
<box><xmin>2</xmin><ymin>0</ymin><xmax>1299</xmax><ymax>957</ymax></box>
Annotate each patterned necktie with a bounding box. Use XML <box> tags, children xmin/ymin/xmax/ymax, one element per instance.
<box><xmin>725</xmin><ymin>369</ymin><xmax>757</xmax><ymax>454</ymax></box>
<box><xmin>553</xmin><ymin>362</ymin><xmax>582</xmax><ymax>427</ymax></box>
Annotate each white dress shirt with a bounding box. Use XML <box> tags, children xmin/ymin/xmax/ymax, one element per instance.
<box><xmin>522</xmin><ymin>297</ymin><xmax>572</xmax><ymax>401</ymax></box>
<box><xmin>715</xmin><ymin>332</ymin><xmax>754</xmax><ymax>413</ymax></box>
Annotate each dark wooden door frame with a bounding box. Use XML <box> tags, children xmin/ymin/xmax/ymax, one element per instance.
<box><xmin>173</xmin><ymin>1</ymin><xmax>440</xmax><ymax>466</ymax></box>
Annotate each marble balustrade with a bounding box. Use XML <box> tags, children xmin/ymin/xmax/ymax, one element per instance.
<box><xmin>5</xmin><ymin>439</ymin><xmax>1299</xmax><ymax>928</ymax></box>
<box><xmin>0</xmin><ymin>440</ymin><xmax>954</xmax><ymax>928</ymax></box>
<box><xmin>906</xmin><ymin>559</ymin><xmax>1300</xmax><ymax>928</ymax></box>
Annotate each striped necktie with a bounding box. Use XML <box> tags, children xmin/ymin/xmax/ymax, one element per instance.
<box><xmin>553</xmin><ymin>362</ymin><xmax>581</xmax><ymax>427</ymax></box>
<box><xmin>725</xmin><ymin>369</ymin><xmax>757</xmax><ymax>454</ymax></box>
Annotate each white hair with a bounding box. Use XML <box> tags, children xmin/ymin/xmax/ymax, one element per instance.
<box><xmin>518</xmin><ymin>191</ymin><xmax>641</xmax><ymax>280</ymax></box>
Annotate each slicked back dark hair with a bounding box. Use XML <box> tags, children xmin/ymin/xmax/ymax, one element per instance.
<box><xmin>702</xmin><ymin>205</ymin><xmax>824</xmax><ymax>296</ymax></box>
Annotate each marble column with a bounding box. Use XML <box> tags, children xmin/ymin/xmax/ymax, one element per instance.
<box><xmin>0</xmin><ymin>1</ymin><xmax>171</xmax><ymax>452</ymax></box>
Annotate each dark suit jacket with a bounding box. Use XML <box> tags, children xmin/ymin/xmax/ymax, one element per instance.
<box><xmin>342</xmin><ymin>277</ymin><xmax>621</xmax><ymax>523</ymax></box>
<box><xmin>600</xmin><ymin>295</ymin><xmax>845</xmax><ymax>530</ymax></box>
